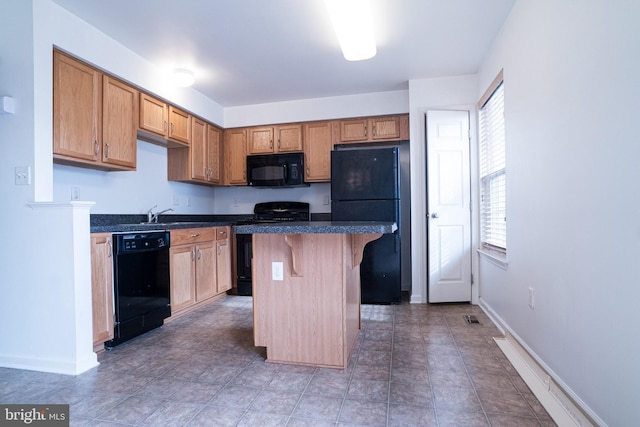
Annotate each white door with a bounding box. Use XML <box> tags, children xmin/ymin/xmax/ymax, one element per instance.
<box><xmin>426</xmin><ymin>110</ymin><xmax>472</xmax><ymax>302</ymax></box>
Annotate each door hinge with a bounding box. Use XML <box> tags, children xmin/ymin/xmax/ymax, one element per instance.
<box><xmin>470</xmin><ymin>273</ymin><xmax>474</xmax><ymax>285</ymax></box>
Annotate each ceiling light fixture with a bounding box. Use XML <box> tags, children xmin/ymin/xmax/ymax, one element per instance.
<box><xmin>325</xmin><ymin>0</ymin><xmax>377</xmax><ymax>61</ymax></box>
<box><xmin>172</xmin><ymin>68</ymin><xmax>195</xmax><ymax>87</ymax></box>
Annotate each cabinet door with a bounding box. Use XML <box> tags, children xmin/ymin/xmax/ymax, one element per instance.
<box><xmin>303</xmin><ymin>121</ymin><xmax>334</xmax><ymax>182</ymax></box>
<box><xmin>90</xmin><ymin>233</ymin><xmax>114</xmax><ymax>347</ymax></box>
<box><xmin>102</xmin><ymin>76</ymin><xmax>137</xmax><ymax>170</ymax></box>
<box><xmin>216</xmin><ymin>238</ymin><xmax>231</xmax><ymax>293</ymax></box>
<box><xmin>53</xmin><ymin>51</ymin><xmax>102</xmax><ymax>163</ymax></box>
<box><xmin>225</xmin><ymin>128</ymin><xmax>247</xmax><ymax>185</ymax></box>
<box><xmin>371</xmin><ymin>116</ymin><xmax>401</xmax><ymax>140</ymax></box>
<box><xmin>339</xmin><ymin>118</ymin><xmax>369</xmax><ymax>142</ymax></box>
<box><xmin>276</xmin><ymin>124</ymin><xmax>303</xmax><ymax>152</ymax></box>
<box><xmin>195</xmin><ymin>241</ymin><xmax>217</xmax><ymax>301</ymax></box>
<box><xmin>248</xmin><ymin>126</ymin><xmax>274</xmax><ymax>154</ymax></box>
<box><xmin>139</xmin><ymin>93</ymin><xmax>168</xmax><ymax>137</ymax></box>
<box><xmin>170</xmin><ymin>245</ymin><xmax>196</xmax><ymax>312</ymax></box>
<box><xmin>207</xmin><ymin>125</ymin><xmax>223</xmax><ymax>184</ymax></box>
<box><xmin>168</xmin><ymin>106</ymin><xmax>190</xmax><ymax>145</ymax></box>
<box><xmin>190</xmin><ymin>117</ymin><xmax>208</xmax><ymax>181</ymax></box>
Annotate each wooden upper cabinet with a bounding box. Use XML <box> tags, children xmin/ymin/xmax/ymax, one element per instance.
<box><xmin>53</xmin><ymin>50</ymin><xmax>136</xmax><ymax>171</ymax></box>
<box><xmin>247</xmin><ymin>124</ymin><xmax>303</xmax><ymax>154</ymax></box>
<box><xmin>167</xmin><ymin>119</ymin><xmax>223</xmax><ymax>186</ymax></box>
<box><xmin>339</xmin><ymin>118</ymin><xmax>369</xmax><ymax>142</ymax></box>
<box><xmin>138</xmin><ymin>93</ymin><xmax>190</xmax><ymax>146</ymax></box>
<box><xmin>139</xmin><ymin>93</ymin><xmax>168</xmax><ymax>137</ymax></box>
<box><xmin>224</xmin><ymin>128</ymin><xmax>247</xmax><ymax>185</ymax></box>
<box><xmin>248</xmin><ymin>126</ymin><xmax>274</xmax><ymax>154</ymax></box>
<box><xmin>190</xmin><ymin>117</ymin><xmax>208</xmax><ymax>181</ymax></box>
<box><xmin>303</xmin><ymin>121</ymin><xmax>334</xmax><ymax>182</ymax></box>
<box><xmin>53</xmin><ymin>51</ymin><xmax>102</xmax><ymax>164</ymax></box>
<box><xmin>102</xmin><ymin>76</ymin><xmax>138</xmax><ymax>169</ymax></box>
<box><xmin>207</xmin><ymin>125</ymin><xmax>223</xmax><ymax>184</ymax></box>
<box><xmin>338</xmin><ymin>114</ymin><xmax>409</xmax><ymax>144</ymax></box>
<box><xmin>276</xmin><ymin>124</ymin><xmax>303</xmax><ymax>152</ymax></box>
<box><xmin>168</xmin><ymin>106</ymin><xmax>190</xmax><ymax>145</ymax></box>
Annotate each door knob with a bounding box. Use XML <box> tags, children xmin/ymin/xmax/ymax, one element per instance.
<box><xmin>430</xmin><ymin>212</ymin><xmax>439</xmax><ymax>219</ymax></box>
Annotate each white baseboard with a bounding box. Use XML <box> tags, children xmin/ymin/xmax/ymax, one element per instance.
<box><xmin>479</xmin><ymin>299</ymin><xmax>605</xmax><ymax>427</ymax></box>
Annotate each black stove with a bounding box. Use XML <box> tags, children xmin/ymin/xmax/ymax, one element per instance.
<box><xmin>235</xmin><ymin>202</ymin><xmax>310</xmax><ymax>295</ymax></box>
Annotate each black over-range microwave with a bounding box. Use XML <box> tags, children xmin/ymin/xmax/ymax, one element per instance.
<box><xmin>246</xmin><ymin>152</ymin><xmax>308</xmax><ymax>187</ymax></box>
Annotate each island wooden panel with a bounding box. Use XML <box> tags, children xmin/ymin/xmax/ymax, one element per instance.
<box><xmin>252</xmin><ymin>232</ymin><xmax>381</xmax><ymax>369</ymax></box>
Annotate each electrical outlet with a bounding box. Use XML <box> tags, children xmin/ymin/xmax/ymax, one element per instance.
<box><xmin>71</xmin><ymin>187</ymin><xmax>80</xmax><ymax>200</ymax></box>
<box><xmin>323</xmin><ymin>195</ymin><xmax>330</xmax><ymax>205</ymax></box>
<box><xmin>272</xmin><ymin>262</ymin><xmax>284</xmax><ymax>281</ymax></box>
<box><xmin>528</xmin><ymin>287</ymin><xmax>535</xmax><ymax>309</ymax></box>
<box><xmin>232</xmin><ymin>198</ymin><xmax>239</xmax><ymax>207</ymax></box>
<box><xmin>186</xmin><ymin>197</ymin><xmax>191</xmax><ymax>207</ymax></box>
<box><xmin>173</xmin><ymin>195</ymin><xmax>180</xmax><ymax>206</ymax></box>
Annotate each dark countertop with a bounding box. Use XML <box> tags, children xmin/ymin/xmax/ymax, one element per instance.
<box><xmin>91</xmin><ymin>221</ymin><xmax>236</xmax><ymax>233</ymax></box>
<box><xmin>233</xmin><ymin>221</ymin><xmax>397</xmax><ymax>235</ymax></box>
<box><xmin>89</xmin><ymin>213</ymin><xmax>334</xmax><ymax>233</ymax></box>
<box><xmin>90</xmin><ymin>214</ymin><xmax>249</xmax><ymax>233</ymax></box>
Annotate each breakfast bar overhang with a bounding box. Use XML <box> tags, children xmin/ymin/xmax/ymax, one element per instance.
<box><xmin>233</xmin><ymin>221</ymin><xmax>397</xmax><ymax>369</ymax></box>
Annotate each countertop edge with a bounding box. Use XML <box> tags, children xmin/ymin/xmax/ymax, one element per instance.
<box><xmin>233</xmin><ymin>221</ymin><xmax>397</xmax><ymax>234</ymax></box>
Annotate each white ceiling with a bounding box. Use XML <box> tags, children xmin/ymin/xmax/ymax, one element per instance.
<box><xmin>50</xmin><ymin>0</ymin><xmax>516</xmax><ymax>107</ymax></box>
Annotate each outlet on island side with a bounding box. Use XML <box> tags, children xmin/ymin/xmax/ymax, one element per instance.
<box><xmin>528</xmin><ymin>287</ymin><xmax>535</xmax><ymax>309</ymax></box>
<box><xmin>272</xmin><ymin>262</ymin><xmax>284</xmax><ymax>281</ymax></box>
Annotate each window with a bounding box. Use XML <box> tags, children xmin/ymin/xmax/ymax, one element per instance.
<box><xmin>479</xmin><ymin>71</ymin><xmax>506</xmax><ymax>252</ymax></box>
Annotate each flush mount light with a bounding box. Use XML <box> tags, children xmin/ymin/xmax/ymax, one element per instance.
<box><xmin>325</xmin><ymin>0</ymin><xmax>377</xmax><ymax>61</ymax></box>
<box><xmin>172</xmin><ymin>68</ymin><xmax>195</xmax><ymax>87</ymax></box>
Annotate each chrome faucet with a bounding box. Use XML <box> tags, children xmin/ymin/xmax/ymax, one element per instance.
<box><xmin>147</xmin><ymin>205</ymin><xmax>173</xmax><ymax>223</ymax></box>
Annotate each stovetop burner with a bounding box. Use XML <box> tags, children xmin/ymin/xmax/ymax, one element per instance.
<box><xmin>252</xmin><ymin>201</ymin><xmax>310</xmax><ymax>223</ymax></box>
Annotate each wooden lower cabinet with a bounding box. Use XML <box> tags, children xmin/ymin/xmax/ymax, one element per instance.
<box><xmin>90</xmin><ymin>233</ymin><xmax>114</xmax><ymax>351</ymax></box>
<box><xmin>216</xmin><ymin>228</ymin><xmax>231</xmax><ymax>293</ymax></box>
<box><xmin>169</xmin><ymin>226</ymin><xmax>231</xmax><ymax>318</ymax></box>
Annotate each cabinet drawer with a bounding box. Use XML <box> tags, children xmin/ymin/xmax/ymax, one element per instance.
<box><xmin>215</xmin><ymin>227</ymin><xmax>229</xmax><ymax>240</ymax></box>
<box><xmin>171</xmin><ymin>227</ymin><xmax>215</xmax><ymax>245</ymax></box>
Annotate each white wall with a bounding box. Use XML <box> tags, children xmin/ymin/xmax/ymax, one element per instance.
<box><xmin>476</xmin><ymin>1</ymin><xmax>640</xmax><ymax>426</ymax></box>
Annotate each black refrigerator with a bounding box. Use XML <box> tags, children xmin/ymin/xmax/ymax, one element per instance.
<box><xmin>331</xmin><ymin>147</ymin><xmax>401</xmax><ymax>304</ymax></box>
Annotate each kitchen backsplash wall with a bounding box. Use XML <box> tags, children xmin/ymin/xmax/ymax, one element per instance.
<box><xmin>53</xmin><ymin>139</ymin><xmax>332</xmax><ymax>215</ymax></box>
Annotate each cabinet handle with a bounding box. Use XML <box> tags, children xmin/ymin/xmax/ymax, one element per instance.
<box><xmin>105</xmin><ymin>143</ymin><xmax>110</xmax><ymax>159</ymax></box>
<box><xmin>107</xmin><ymin>239</ymin><xmax>112</xmax><ymax>258</ymax></box>
<box><xmin>164</xmin><ymin>120</ymin><xmax>168</xmax><ymax>132</ymax></box>
<box><xmin>191</xmin><ymin>248</ymin><xmax>196</xmax><ymax>260</ymax></box>
<box><xmin>190</xmin><ymin>233</ymin><xmax>199</xmax><ymax>238</ymax></box>
<box><xmin>218</xmin><ymin>245</ymin><xmax>222</xmax><ymax>255</ymax></box>
<box><xmin>277</xmin><ymin>139</ymin><xmax>280</xmax><ymax>149</ymax></box>
<box><xmin>197</xmin><ymin>248</ymin><xmax>202</xmax><ymax>260</ymax></box>
<box><xmin>170</xmin><ymin>122</ymin><xmax>175</xmax><ymax>136</ymax></box>
<box><xmin>372</xmin><ymin>125</ymin><xmax>376</xmax><ymax>137</ymax></box>
<box><xmin>93</xmin><ymin>140</ymin><xmax>100</xmax><ymax>157</ymax></box>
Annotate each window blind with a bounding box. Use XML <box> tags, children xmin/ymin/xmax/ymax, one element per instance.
<box><xmin>479</xmin><ymin>81</ymin><xmax>506</xmax><ymax>251</ymax></box>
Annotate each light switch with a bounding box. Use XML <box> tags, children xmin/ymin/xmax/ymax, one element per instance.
<box><xmin>15</xmin><ymin>166</ymin><xmax>31</xmax><ymax>185</ymax></box>
<box><xmin>272</xmin><ymin>262</ymin><xmax>284</xmax><ymax>281</ymax></box>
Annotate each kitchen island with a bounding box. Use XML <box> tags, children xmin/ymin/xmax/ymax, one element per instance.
<box><xmin>233</xmin><ymin>221</ymin><xmax>397</xmax><ymax>369</ymax></box>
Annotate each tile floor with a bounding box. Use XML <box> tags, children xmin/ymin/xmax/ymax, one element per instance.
<box><xmin>0</xmin><ymin>295</ymin><xmax>556</xmax><ymax>426</ymax></box>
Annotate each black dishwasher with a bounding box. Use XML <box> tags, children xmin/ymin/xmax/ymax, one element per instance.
<box><xmin>106</xmin><ymin>231</ymin><xmax>171</xmax><ymax>348</ymax></box>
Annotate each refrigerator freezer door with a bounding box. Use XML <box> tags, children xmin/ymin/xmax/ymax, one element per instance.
<box><xmin>331</xmin><ymin>148</ymin><xmax>399</xmax><ymax>201</ymax></box>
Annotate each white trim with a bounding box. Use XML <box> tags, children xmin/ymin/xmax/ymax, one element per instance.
<box><xmin>27</xmin><ymin>201</ymin><xmax>95</xmax><ymax>209</ymax></box>
<box><xmin>477</xmin><ymin>247</ymin><xmax>508</xmax><ymax>270</ymax></box>
<box><xmin>479</xmin><ymin>299</ymin><xmax>606</xmax><ymax>427</ymax></box>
